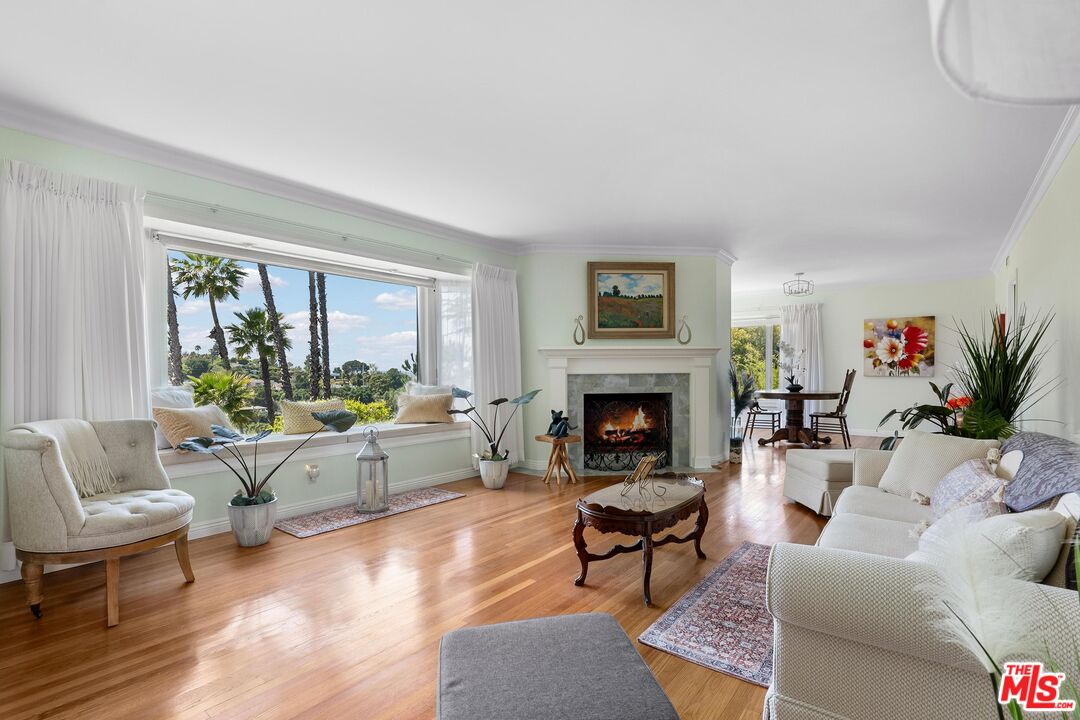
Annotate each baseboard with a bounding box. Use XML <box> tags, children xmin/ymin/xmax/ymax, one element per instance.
<box><xmin>0</xmin><ymin>466</ymin><xmax>477</xmax><ymax>585</ymax></box>
<box><xmin>517</xmin><ymin>459</ymin><xmax>549</xmax><ymax>473</ymax></box>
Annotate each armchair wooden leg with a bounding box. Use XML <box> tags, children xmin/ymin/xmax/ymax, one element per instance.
<box><xmin>105</xmin><ymin>558</ymin><xmax>120</xmax><ymax>627</ymax></box>
<box><xmin>174</xmin><ymin>532</ymin><xmax>196</xmax><ymax>583</ymax></box>
<box><xmin>21</xmin><ymin>562</ymin><xmax>44</xmax><ymax>619</ymax></box>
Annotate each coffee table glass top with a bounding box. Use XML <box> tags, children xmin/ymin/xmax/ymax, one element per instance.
<box><xmin>579</xmin><ymin>477</ymin><xmax>703</xmax><ymax>515</ymax></box>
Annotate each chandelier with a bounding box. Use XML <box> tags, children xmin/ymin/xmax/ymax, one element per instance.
<box><xmin>783</xmin><ymin>272</ymin><xmax>814</xmax><ymax>297</ymax></box>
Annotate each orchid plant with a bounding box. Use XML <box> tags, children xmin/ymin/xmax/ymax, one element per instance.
<box><xmin>448</xmin><ymin>387</ymin><xmax>541</xmax><ymax>461</ymax></box>
<box><xmin>179</xmin><ymin>410</ymin><xmax>357</xmax><ymax>506</ymax></box>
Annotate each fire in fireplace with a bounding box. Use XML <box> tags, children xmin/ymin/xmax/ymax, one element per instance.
<box><xmin>583</xmin><ymin>393</ymin><xmax>672</xmax><ymax>471</ymax></box>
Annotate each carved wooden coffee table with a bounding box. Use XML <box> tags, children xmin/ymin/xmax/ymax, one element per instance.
<box><xmin>572</xmin><ymin>476</ymin><xmax>708</xmax><ymax>606</ymax></box>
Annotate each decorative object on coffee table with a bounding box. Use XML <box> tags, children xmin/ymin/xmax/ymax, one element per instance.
<box><xmin>755</xmin><ymin>388</ymin><xmax>841</xmax><ymax>449</ymax></box>
<box><xmin>619</xmin><ymin>454</ymin><xmax>661</xmax><ymax>497</ymax></box>
<box><xmin>356</xmin><ymin>426</ymin><xmax>390</xmax><ymax>513</ymax></box>
<box><xmin>639</xmin><ymin>541</ymin><xmax>773</xmax><ymax>686</ymax></box>
<box><xmin>536</xmin><ymin>434</ymin><xmax>581</xmax><ymax>486</ymax></box>
<box><xmin>587</xmin><ymin>261</ymin><xmax>676</xmax><ymax>339</ymax></box>
<box><xmin>573</xmin><ymin>472</ymin><xmax>708</xmax><ymax>605</ymax></box>
<box><xmin>449</xmin><ymin>387</ymin><xmax>542</xmax><ymax>490</ymax></box>
<box><xmin>179</xmin><ymin>409</ymin><xmax>357</xmax><ymax>546</ymax></box>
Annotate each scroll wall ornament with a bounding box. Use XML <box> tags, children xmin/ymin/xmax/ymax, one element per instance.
<box><xmin>573</xmin><ymin>315</ymin><xmax>586</xmax><ymax>345</ymax></box>
<box><xmin>676</xmin><ymin>316</ymin><xmax>692</xmax><ymax>345</ymax></box>
<box><xmin>929</xmin><ymin>0</ymin><xmax>1080</xmax><ymax>105</ymax></box>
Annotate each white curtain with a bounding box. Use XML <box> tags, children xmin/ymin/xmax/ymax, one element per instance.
<box><xmin>471</xmin><ymin>263</ymin><xmax>523</xmax><ymax>464</ymax></box>
<box><xmin>0</xmin><ymin>160</ymin><xmax>150</xmax><ymax>428</ymax></box>
<box><xmin>437</xmin><ymin>277</ymin><xmax>473</xmax><ymax>406</ymax></box>
<box><xmin>780</xmin><ymin>303</ymin><xmax>824</xmax><ymax>424</ymax></box>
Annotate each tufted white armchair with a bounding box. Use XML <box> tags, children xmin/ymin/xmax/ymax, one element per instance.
<box><xmin>3</xmin><ymin>419</ymin><xmax>195</xmax><ymax>626</ymax></box>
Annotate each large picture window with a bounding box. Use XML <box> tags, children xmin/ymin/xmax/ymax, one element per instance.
<box><xmin>166</xmin><ymin>250</ymin><xmax>420</xmax><ymax>430</ymax></box>
<box><xmin>731</xmin><ymin>320</ymin><xmax>781</xmax><ymax>392</ymax></box>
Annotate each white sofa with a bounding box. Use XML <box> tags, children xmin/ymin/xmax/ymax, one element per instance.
<box><xmin>764</xmin><ymin>441</ymin><xmax>1080</xmax><ymax>720</ymax></box>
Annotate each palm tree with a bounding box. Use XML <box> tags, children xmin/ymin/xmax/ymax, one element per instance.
<box><xmin>173</xmin><ymin>253</ymin><xmax>244</xmax><ymax>369</ymax></box>
<box><xmin>166</xmin><ymin>259</ymin><xmax>184</xmax><ymax>385</ymax></box>
<box><xmin>226</xmin><ymin>308</ymin><xmax>293</xmax><ymax>425</ymax></box>
<box><xmin>307</xmin><ymin>271</ymin><xmax>322</xmax><ymax>399</ymax></box>
<box><xmin>258</xmin><ymin>263</ymin><xmax>293</xmax><ymax>399</ymax></box>
<box><xmin>317</xmin><ymin>272</ymin><xmax>331</xmax><ymax>396</ymax></box>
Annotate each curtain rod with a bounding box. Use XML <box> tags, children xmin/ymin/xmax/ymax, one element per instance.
<box><xmin>143</xmin><ymin>191</ymin><xmax>475</xmax><ymax>270</ymax></box>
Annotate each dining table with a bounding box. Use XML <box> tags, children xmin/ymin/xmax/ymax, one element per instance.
<box><xmin>754</xmin><ymin>389</ymin><xmax>842</xmax><ymax>449</ymax></box>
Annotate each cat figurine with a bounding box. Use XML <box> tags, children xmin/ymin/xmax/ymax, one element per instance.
<box><xmin>546</xmin><ymin>410</ymin><xmax>575</xmax><ymax>439</ymax></box>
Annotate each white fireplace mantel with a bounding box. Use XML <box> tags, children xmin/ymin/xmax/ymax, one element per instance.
<box><xmin>538</xmin><ymin>346</ymin><xmax>722</xmax><ymax>469</ymax></box>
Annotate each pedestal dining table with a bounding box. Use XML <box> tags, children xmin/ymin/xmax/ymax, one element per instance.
<box><xmin>754</xmin><ymin>389</ymin><xmax>841</xmax><ymax>449</ymax></box>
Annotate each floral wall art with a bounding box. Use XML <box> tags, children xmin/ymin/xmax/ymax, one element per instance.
<box><xmin>863</xmin><ymin>316</ymin><xmax>935</xmax><ymax>377</ymax></box>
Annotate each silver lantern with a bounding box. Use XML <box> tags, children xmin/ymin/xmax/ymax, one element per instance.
<box><xmin>356</xmin><ymin>426</ymin><xmax>390</xmax><ymax>513</ymax></box>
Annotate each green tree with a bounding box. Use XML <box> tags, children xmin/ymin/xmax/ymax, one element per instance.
<box><xmin>173</xmin><ymin>253</ymin><xmax>245</xmax><ymax>369</ymax></box>
<box><xmin>189</xmin><ymin>370</ymin><xmax>258</xmax><ymax>428</ymax></box>
<box><xmin>307</xmin><ymin>271</ymin><xmax>322</xmax><ymax>399</ymax></box>
<box><xmin>166</xmin><ymin>260</ymin><xmax>184</xmax><ymax>385</ymax></box>
<box><xmin>730</xmin><ymin>326</ymin><xmax>768</xmax><ymax>390</ymax></box>
<box><xmin>226</xmin><ymin>308</ymin><xmax>294</xmax><ymax>426</ymax></box>
<box><xmin>317</xmin><ymin>272</ymin><xmax>331</xmax><ymax>396</ymax></box>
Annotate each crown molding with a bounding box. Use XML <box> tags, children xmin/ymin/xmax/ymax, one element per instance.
<box><xmin>0</xmin><ymin>94</ymin><xmax>514</xmax><ymax>256</ymax></box>
<box><xmin>992</xmin><ymin>104</ymin><xmax>1080</xmax><ymax>273</ymax></box>
<box><xmin>518</xmin><ymin>241</ymin><xmax>737</xmax><ymax>264</ymax></box>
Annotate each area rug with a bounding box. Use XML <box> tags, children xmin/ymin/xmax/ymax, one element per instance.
<box><xmin>274</xmin><ymin>488</ymin><xmax>465</xmax><ymax>538</ymax></box>
<box><xmin>638</xmin><ymin>541</ymin><xmax>773</xmax><ymax>687</ymax></box>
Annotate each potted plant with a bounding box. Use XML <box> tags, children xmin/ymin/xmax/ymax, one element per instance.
<box><xmin>179</xmin><ymin>409</ymin><xmax>356</xmax><ymax>546</ymax></box>
<box><xmin>449</xmin><ymin>387</ymin><xmax>541</xmax><ymax>489</ymax></box>
<box><xmin>779</xmin><ymin>342</ymin><xmax>805</xmax><ymax>392</ymax></box>
<box><xmin>729</xmin><ymin>363</ymin><xmax>756</xmax><ymax>463</ymax></box>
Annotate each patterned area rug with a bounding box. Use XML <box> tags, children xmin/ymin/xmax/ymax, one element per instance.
<box><xmin>274</xmin><ymin>487</ymin><xmax>465</xmax><ymax>538</ymax></box>
<box><xmin>638</xmin><ymin>541</ymin><xmax>773</xmax><ymax>687</ymax></box>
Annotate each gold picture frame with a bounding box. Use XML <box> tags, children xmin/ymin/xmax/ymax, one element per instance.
<box><xmin>587</xmin><ymin>262</ymin><xmax>676</xmax><ymax>339</ymax></box>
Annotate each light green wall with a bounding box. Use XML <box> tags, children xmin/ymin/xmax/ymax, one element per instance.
<box><xmin>516</xmin><ymin>253</ymin><xmax>731</xmax><ymax>468</ymax></box>
<box><xmin>733</xmin><ymin>275</ymin><xmax>996</xmax><ymax>435</ymax></box>
<box><xmin>0</xmin><ymin>126</ymin><xmax>511</xmax><ymax>548</ymax></box>
<box><xmin>995</xmin><ymin>133</ymin><xmax>1080</xmax><ymax>440</ymax></box>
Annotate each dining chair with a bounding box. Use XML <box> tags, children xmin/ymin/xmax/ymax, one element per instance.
<box><xmin>743</xmin><ymin>401</ymin><xmax>782</xmax><ymax>442</ymax></box>
<box><xmin>810</xmin><ymin>369</ymin><xmax>856</xmax><ymax>448</ymax></box>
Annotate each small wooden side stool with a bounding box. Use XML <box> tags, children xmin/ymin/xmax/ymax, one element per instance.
<box><xmin>535</xmin><ymin>434</ymin><xmax>581</xmax><ymax>486</ymax></box>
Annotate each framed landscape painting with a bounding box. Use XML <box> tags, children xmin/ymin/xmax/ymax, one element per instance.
<box><xmin>588</xmin><ymin>262</ymin><xmax>675</xmax><ymax>339</ymax></box>
<box><xmin>863</xmin><ymin>316</ymin><xmax>935</xmax><ymax>376</ymax></box>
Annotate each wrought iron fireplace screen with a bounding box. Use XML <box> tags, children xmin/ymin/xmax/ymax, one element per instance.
<box><xmin>583</xmin><ymin>393</ymin><xmax>672</xmax><ymax>471</ymax></box>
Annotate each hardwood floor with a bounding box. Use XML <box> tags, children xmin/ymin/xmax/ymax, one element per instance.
<box><xmin>0</xmin><ymin>437</ymin><xmax>875</xmax><ymax>720</ymax></box>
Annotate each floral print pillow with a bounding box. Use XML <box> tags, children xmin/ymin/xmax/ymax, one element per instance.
<box><xmin>930</xmin><ymin>458</ymin><xmax>1003</xmax><ymax>518</ymax></box>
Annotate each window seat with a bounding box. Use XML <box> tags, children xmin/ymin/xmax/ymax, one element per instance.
<box><xmin>159</xmin><ymin>421</ymin><xmax>469</xmax><ymax>478</ymax></box>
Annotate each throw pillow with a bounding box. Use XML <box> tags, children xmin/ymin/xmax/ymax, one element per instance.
<box><xmin>281</xmin><ymin>398</ymin><xmax>346</xmax><ymax>435</ymax></box>
<box><xmin>151</xmin><ymin>385</ymin><xmax>195</xmax><ymax>449</ymax></box>
<box><xmin>1000</xmin><ymin>432</ymin><xmax>1080</xmax><ymax>511</ymax></box>
<box><xmin>878</xmin><ymin>430</ymin><xmax>1000</xmax><ymax>499</ymax></box>
<box><xmin>153</xmin><ymin>405</ymin><xmax>232</xmax><ymax>449</ymax></box>
<box><xmin>930</xmin><ymin>458</ymin><xmax>1002</xmax><ymax>518</ymax></box>
<box><xmin>406</xmin><ymin>382</ymin><xmax>454</xmax><ymax>396</ymax></box>
<box><xmin>395</xmin><ymin>393</ymin><xmax>454</xmax><ymax>424</ymax></box>
<box><xmin>913</xmin><ymin>506</ymin><xmax>1067</xmax><ymax>582</ymax></box>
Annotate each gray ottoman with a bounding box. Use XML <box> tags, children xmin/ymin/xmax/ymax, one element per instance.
<box><xmin>437</xmin><ymin>613</ymin><xmax>679</xmax><ymax>720</ymax></box>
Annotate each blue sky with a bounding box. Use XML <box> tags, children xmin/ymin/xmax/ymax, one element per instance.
<box><xmin>169</xmin><ymin>252</ymin><xmax>418</xmax><ymax>372</ymax></box>
<box><xmin>596</xmin><ymin>272</ymin><xmax>664</xmax><ymax>297</ymax></box>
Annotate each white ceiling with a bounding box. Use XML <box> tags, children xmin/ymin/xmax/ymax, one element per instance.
<box><xmin>0</xmin><ymin>2</ymin><xmax>1067</xmax><ymax>292</ymax></box>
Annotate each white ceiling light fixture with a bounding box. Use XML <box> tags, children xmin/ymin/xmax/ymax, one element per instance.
<box><xmin>783</xmin><ymin>272</ymin><xmax>814</xmax><ymax>297</ymax></box>
<box><xmin>929</xmin><ymin>0</ymin><xmax>1080</xmax><ymax>105</ymax></box>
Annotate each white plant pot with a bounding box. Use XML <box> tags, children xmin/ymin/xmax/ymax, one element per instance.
<box><xmin>227</xmin><ymin>497</ymin><xmax>278</xmax><ymax>547</ymax></box>
<box><xmin>478</xmin><ymin>459</ymin><xmax>510</xmax><ymax>489</ymax></box>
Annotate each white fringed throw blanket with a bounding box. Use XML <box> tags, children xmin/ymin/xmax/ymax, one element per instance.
<box><xmin>13</xmin><ymin>420</ymin><xmax>117</xmax><ymax>497</ymax></box>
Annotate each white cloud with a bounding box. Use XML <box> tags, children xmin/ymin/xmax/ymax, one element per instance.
<box><xmin>374</xmin><ymin>290</ymin><xmax>417</xmax><ymax>311</ymax></box>
<box><xmin>356</xmin><ymin>330</ymin><xmax>418</xmax><ymax>351</ymax></box>
<box><xmin>176</xmin><ymin>299</ymin><xmax>208</xmax><ymax>316</ymax></box>
<box><xmin>282</xmin><ymin>310</ymin><xmax>370</xmax><ymax>346</ymax></box>
<box><xmin>240</xmin><ymin>268</ymin><xmax>287</xmax><ymax>294</ymax></box>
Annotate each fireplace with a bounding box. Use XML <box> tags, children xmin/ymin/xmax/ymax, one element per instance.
<box><xmin>583</xmin><ymin>392</ymin><xmax>672</xmax><ymax>471</ymax></box>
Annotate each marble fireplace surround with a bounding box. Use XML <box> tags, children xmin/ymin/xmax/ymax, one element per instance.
<box><xmin>539</xmin><ymin>347</ymin><xmax>721</xmax><ymax>469</ymax></box>
<box><xmin>569</xmin><ymin>374</ymin><xmax>689</xmax><ymax>469</ymax></box>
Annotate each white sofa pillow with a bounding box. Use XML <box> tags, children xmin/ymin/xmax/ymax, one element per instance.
<box><xmin>878</xmin><ymin>430</ymin><xmax>1000</xmax><ymax>498</ymax></box>
<box><xmin>910</xmin><ymin>507</ymin><xmax>1068</xmax><ymax>582</ymax></box>
<box><xmin>151</xmin><ymin>385</ymin><xmax>194</xmax><ymax>449</ymax></box>
<box><xmin>406</xmin><ymin>382</ymin><xmax>453</xmax><ymax>396</ymax></box>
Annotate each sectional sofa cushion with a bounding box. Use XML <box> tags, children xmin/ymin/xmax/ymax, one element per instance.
<box><xmin>832</xmin><ymin>485</ymin><xmax>935</xmax><ymax>525</ymax></box>
<box><xmin>877</xmin><ymin>431</ymin><xmax>1000</xmax><ymax>499</ymax></box>
<box><xmin>816</xmin><ymin>513</ymin><xmax>919</xmax><ymax>558</ymax></box>
<box><xmin>1001</xmin><ymin>432</ymin><xmax>1080</xmax><ymax>511</ymax></box>
<box><xmin>930</xmin><ymin>459</ymin><xmax>1002</xmax><ymax>518</ymax></box>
